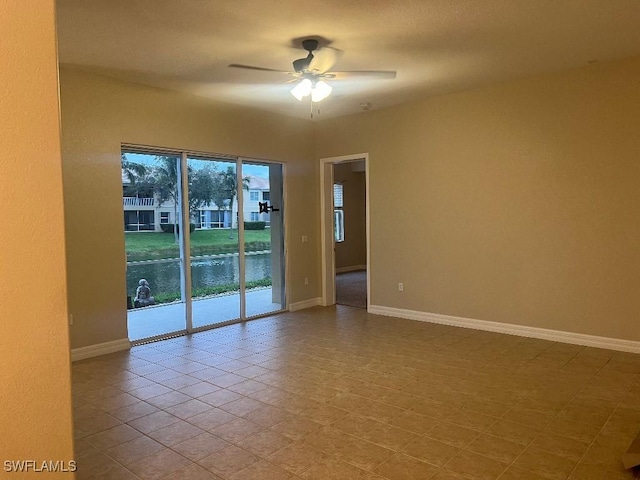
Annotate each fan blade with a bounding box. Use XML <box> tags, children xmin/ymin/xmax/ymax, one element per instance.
<box><xmin>325</xmin><ymin>70</ymin><xmax>397</xmax><ymax>79</ymax></box>
<box><xmin>228</xmin><ymin>64</ymin><xmax>292</xmax><ymax>74</ymax></box>
<box><xmin>309</xmin><ymin>47</ymin><xmax>342</xmax><ymax>74</ymax></box>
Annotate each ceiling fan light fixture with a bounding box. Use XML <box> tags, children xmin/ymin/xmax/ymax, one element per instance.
<box><xmin>291</xmin><ymin>78</ymin><xmax>312</xmax><ymax>100</ymax></box>
<box><xmin>230</xmin><ymin>37</ymin><xmax>396</xmax><ymax>109</ymax></box>
<box><xmin>311</xmin><ymin>80</ymin><xmax>332</xmax><ymax>102</ymax></box>
<box><xmin>291</xmin><ymin>78</ymin><xmax>332</xmax><ymax>103</ymax></box>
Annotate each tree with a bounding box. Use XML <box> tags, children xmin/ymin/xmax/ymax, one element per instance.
<box><xmin>217</xmin><ymin>166</ymin><xmax>250</xmax><ymax>238</ymax></box>
<box><xmin>188</xmin><ymin>165</ymin><xmax>217</xmax><ymax>219</ymax></box>
<box><xmin>153</xmin><ymin>156</ymin><xmax>219</xmax><ymax>241</ymax></box>
<box><xmin>211</xmin><ymin>179</ymin><xmax>230</xmax><ymax>229</ymax></box>
<box><xmin>121</xmin><ymin>154</ymin><xmax>147</xmax><ymax>185</ymax></box>
<box><xmin>153</xmin><ymin>156</ymin><xmax>183</xmax><ymax>242</ymax></box>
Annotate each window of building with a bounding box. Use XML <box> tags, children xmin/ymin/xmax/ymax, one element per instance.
<box><xmin>211</xmin><ymin>210</ymin><xmax>223</xmax><ymax>228</ymax></box>
<box><xmin>124</xmin><ymin>210</ymin><xmax>154</xmax><ymax>231</ymax></box>
<box><xmin>198</xmin><ymin>210</ymin><xmax>225</xmax><ymax>228</ymax></box>
<box><xmin>333</xmin><ymin>183</ymin><xmax>344</xmax><ymax>242</ymax></box>
<box><xmin>251</xmin><ymin>212</ymin><xmax>259</xmax><ymax>221</ymax></box>
<box><xmin>249</xmin><ymin>191</ymin><xmax>260</xmax><ymax>201</ymax></box>
<box><xmin>160</xmin><ymin>212</ymin><xmax>170</xmax><ymax>224</ymax></box>
<box><xmin>262</xmin><ymin>191</ymin><xmax>270</xmax><ymax>201</ymax></box>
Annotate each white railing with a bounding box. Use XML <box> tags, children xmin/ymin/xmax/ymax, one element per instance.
<box><xmin>123</xmin><ymin>197</ymin><xmax>155</xmax><ymax>206</ymax></box>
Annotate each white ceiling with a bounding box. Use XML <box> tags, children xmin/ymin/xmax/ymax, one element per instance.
<box><xmin>56</xmin><ymin>0</ymin><xmax>640</xmax><ymax>120</ymax></box>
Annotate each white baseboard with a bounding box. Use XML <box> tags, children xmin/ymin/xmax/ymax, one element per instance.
<box><xmin>72</xmin><ymin>338</ymin><xmax>131</xmax><ymax>362</ymax></box>
<box><xmin>368</xmin><ymin>305</ymin><xmax>640</xmax><ymax>354</ymax></box>
<box><xmin>336</xmin><ymin>265</ymin><xmax>367</xmax><ymax>274</ymax></box>
<box><xmin>289</xmin><ymin>297</ymin><xmax>323</xmax><ymax>312</ymax></box>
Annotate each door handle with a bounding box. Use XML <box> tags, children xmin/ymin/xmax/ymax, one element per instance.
<box><xmin>259</xmin><ymin>202</ymin><xmax>280</xmax><ymax>213</ymax></box>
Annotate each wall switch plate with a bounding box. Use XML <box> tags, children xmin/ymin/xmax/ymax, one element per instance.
<box><xmin>398</xmin><ymin>283</ymin><xmax>404</xmax><ymax>292</ymax></box>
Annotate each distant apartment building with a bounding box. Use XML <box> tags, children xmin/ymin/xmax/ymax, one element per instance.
<box><xmin>123</xmin><ymin>173</ymin><xmax>271</xmax><ymax>232</ymax></box>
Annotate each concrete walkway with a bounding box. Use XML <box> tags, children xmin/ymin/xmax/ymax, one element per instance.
<box><xmin>127</xmin><ymin>288</ymin><xmax>282</xmax><ymax>341</ymax></box>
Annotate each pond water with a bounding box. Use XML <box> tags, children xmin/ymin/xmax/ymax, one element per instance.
<box><xmin>126</xmin><ymin>252</ymin><xmax>272</xmax><ymax>298</ymax></box>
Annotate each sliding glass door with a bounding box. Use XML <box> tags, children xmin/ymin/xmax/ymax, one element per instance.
<box><xmin>123</xmin><ymin>153</ymin><xmax>187</xmax><ymax>341</ymax></box>
<box><xmin>243</xmin><ymin>161</ymin><xmax>286</xmax><ymax>317</ymax></box>
<box><xmin>123</xmin><ymin>148</ymin><xmax>286</xmax><ymax>342</ymax></box>
<box><xmin>187</xmin><ymin>156</ymin><xmax>241</xmax><ymax>329</ymax></box>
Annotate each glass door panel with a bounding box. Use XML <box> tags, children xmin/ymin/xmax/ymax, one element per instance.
<box><xmin>187</xmin><ymin>157</ymin><xmax>241</xmax><ymax>328</ymax></box>
<box><xmin>123</xmin><ymin>150</ymin><xmax>287</xmax><ymax>341</ymax></box>
<box><xmin>123</xmin><ymin>152</ymin><xmax>186</xmax><ymax>341</ymax></box>
<box><xmin>242</xmin><ymin>161</ymin><xmax>286</xmax><ymax>317</ymax></box>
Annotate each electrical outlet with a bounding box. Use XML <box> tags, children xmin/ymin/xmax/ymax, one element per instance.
<box><xmin>304</xmin><ymin>277</ymin><xmax>309</xmax><ymax>286</ymax></box>
<box><xmin>302</xmin><ymin>235</ymin><xmax>308</xmax><ymax>243</ymax></box>
<box><xmin>398</xmin><ymin>283</ymin><xmax>404</xmax><ymax>292</ymax></box>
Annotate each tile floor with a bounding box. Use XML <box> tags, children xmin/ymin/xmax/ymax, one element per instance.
<box><xmin>73</xmin><ymin>306</ymin><xmax>640</xmax><ymax>479</ymax></box>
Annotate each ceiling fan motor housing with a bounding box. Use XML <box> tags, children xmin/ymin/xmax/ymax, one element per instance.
<box><xmin>301</xmin><ymin>39</ymin><xmax>319</xmax><ymax>53</ymax></box>
<box><xmin>293</xmin><ymin>39</ymin><xmax>319</xmax><ymax>72</ymax></box>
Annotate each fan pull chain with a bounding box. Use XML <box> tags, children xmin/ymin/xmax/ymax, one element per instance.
<box><xmin>309</xmin><ymin>99</ymin><xmax>321</xmax><ymax>119</ymax></box>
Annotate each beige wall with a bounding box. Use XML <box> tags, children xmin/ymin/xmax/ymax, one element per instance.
<box><xmin>59</xmin><ymin>68</ymin><xmax>318</xmax><ymax>349</ymax></box>
<box><xmin>0</xmin><ymin>0</ymin><xmax>75</xmax><ymax>469</ymax></box>
<box><xmin>59</xmin><ymin>55</ymin><xmax>640</xmax><ymax>348</ymax></box>
<box><xmin>316</xmin><ymin>57</ymin><xmax>640</xmax><ymax>341</ymax></box>
<box><xmin>333</xmin><ymin>162</ymin><xmax>367</xmax><ymax>270</ymax></box>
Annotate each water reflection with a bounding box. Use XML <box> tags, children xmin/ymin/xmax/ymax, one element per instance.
<box><xmin>126</xmin><ymin>252</ymin><xmax>272</xmax><ymax>299</ymax></box>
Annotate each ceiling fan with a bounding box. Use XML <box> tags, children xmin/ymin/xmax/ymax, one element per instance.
<box><xmin>228</xmin><ymin>38</ymin><xmax>396</xmax><ymax>103</ymax></box>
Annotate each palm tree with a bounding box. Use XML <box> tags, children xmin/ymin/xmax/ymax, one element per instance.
<box><xmin>121</xmin><ymin>154</ymin><xmax>147</xmax><ymax>184</ymax></box>
<box><xmin>153</xmin><ymin>156</ymin><xmax>181</xmax><ymax>242</ymax></box>
<box><xmin>218</xmin><ymin>166</ymin><xmax>250</xmax><ymax>238</ymax></box>
<box><xmin>153</xmin><ymin>157</ymin><xmax>217</xmax><ymax>239</ymax></box>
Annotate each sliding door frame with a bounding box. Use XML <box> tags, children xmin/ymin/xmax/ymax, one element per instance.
<box><xmin>178</xmin><ymin>151</ymin><xmax>193</xmax><ymax>332</ymax></box>
<box><xmin>123</xmin><ymin>144</ymin><xmax>288</xmax><ymax>342</ymax></box>
<box><xmin>239</xmin><ymin>158</ymin><xmax>288</xmax><ymax>320</ymax></box>
<box><xmin>237</xmin><ymin>158</ymin><xmax>247</xmax><ymax>321</ymax></box>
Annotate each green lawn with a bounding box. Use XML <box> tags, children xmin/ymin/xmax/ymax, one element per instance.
<box><xmin>126</xmin><ymin>229</ymin><xmax>271</xmax><ymax>261</ymax></box>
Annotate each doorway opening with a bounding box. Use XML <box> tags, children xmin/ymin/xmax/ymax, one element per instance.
<box><xmin>320</xmin><ymin>154</ymin><xmax>370</xmax><ymax>310</ymax></box>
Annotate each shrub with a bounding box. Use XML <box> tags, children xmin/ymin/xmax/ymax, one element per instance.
<box><xmin>150</xmin><ymin>278</ymin><xmax>273</xmax><ymax>305</ymax></box>
<box><xmin>244</xmin><ymin>221</ymin><xmax>266</xmax><ymax>230</ymax></box>
<box><xmin>160</xmin><ymin>223</ymin><xmax>196</xmax><ymax>233</ymax></box>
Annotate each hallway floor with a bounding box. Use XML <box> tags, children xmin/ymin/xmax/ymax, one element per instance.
<box><xmin>336</xmin><ymin>270</ymin><xmax>367</xmax><ymax>309</ymax></box>
<box><xmin>73</xmin><ymin>306</ymin><xmax>640</xmax><ymax>479</ymax></box>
